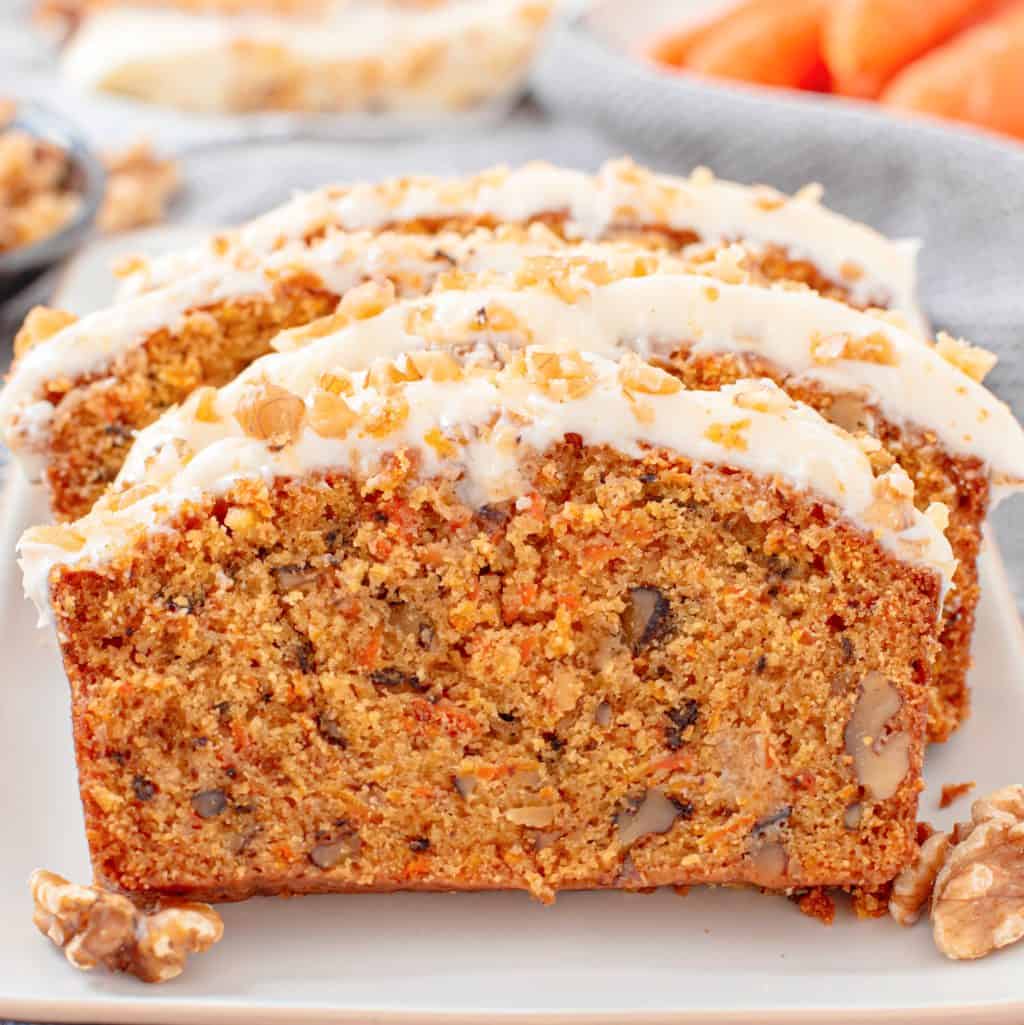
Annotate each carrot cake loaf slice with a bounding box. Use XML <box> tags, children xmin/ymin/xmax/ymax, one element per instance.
<box><xmin>111</xmin><ymin>261</ymin><xmax>1024</xmax><ymax>741</ymax></box>
<box><xmin>42</xmin><ymin>0</ymin><xmax>553</xmax><ymax>115</ymax></box>
<box><xmin>21</xmin><ymin>346</ymin><xmax>953</xmax><ymax>904</ymax></box>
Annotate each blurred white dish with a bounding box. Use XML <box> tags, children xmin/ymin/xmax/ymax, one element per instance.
<box><xmin>44</xmin><ymin>0</ymin><xmax>557</xmax><ymax>140</ymax></box>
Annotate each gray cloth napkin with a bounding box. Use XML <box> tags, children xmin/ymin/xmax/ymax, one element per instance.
<box><xmin>532</xmin><ymin>16</ymin><xmax>1023</xmax><ymax>599</ymax></box>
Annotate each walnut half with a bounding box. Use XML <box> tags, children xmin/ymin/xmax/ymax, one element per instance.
<box><xmin>30</xmin><ymin>870</ymin><xmax>223</xmax><ymax>983</ymax></box>
<box><xmin>931</xmin><ymin>785</ymin><xmax>1024</xmax><ymax>960</ymax></box>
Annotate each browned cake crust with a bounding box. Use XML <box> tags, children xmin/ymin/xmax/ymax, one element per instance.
<box><xmin>50</xmin><ymin>444</ymin><xmax>938</xmax><ymax>904</ymax></box>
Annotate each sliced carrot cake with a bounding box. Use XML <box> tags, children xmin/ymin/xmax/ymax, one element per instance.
<box><xmin>42</xmin><ymin>0</ymin><xmax>553</xmax><ymax>115</ymax></box>
<box><xmin>21</xmin><ymin>342</ymin><xmax>953</xmax><ymax>904</ymax></box>
<box><xmin>101</xmin><ymin>259</ymin><xmax>1024</xmax><ymax>742</ymax></box>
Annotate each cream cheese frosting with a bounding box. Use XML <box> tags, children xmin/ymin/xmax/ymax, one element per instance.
<box><xmin>120</xmin><ymin>159</ymin><xmax>925</xmax><ymax>328</ymax></box>
<box><xmin>18</xmin><ymin>354</ymin><xmax>955</xmax><ymax>621</ymax></box>
<box><xmin>115</xmin><ymin>268</ymin><xmax>1024</xmax><ymax>489</ymax></box>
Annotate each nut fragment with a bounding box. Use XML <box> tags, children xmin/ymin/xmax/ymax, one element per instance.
<box><xmin>309</xmin><ymin>390</ymin><xmax>358</xmax><ymax>440</ymax></box>
<box><xmin>889</xmin><ymin>831</ymin><xmax>951</xmax><ymax>926</ymax></box>
<box><xmin>616</xmin><ymin>788</ymin><xmax>684</xmax><ymax>847</ymax></box>
<box><xmin>30</xmin><ymin>869</ymin><xmax>222</xmax><ymax>984</ymax></box>
<box><xmin>13</xmin><ymin>306</ymin><xmax>77</xmax><ymax>358</ymax></box>
<box><xmin>191</xmin><ymin>788</ymin><xmax>227</xmax><ymax>819</ymax></box>
<box><xmin>932</xmin><ymin>785</ymin><xmax>1024</xmax><ymax>960</ymax></box>
<box><xmin>935</xmin><ymin>331</ymin><xmax>997</xmax><ymax>383</ymax></box>
<box><xmin>506</xmin><ymin>806</ymin><xmax>556</xmax><ymax>828</ymax></box>
<box><xmin>453</xmin><ymin>772</ymin><xmax>477</xmax><ymax>798</ymax></box>
<box><xmin>309</xmin><ymin>825</ymin><xmax>362</xmax><ymax>869</ymax></box>
<box><xmin>844</xmin><ymin>672</ymin><xmax>911</xmax><ymax>801</ymax></box>
<box><xmin>622</xmin><ymin>586</ymin><xmax>672</xmax><ymax>652</ymax></box>
<box><xmin>235</xmin><ymin>381</ymin><xmax>306</xmax><ymax>445</ymax></box>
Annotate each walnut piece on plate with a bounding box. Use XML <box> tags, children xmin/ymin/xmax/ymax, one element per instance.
<box><xmin>30</xmin><ymin>869</ymin><xmax>223</xmax><ymax>983</ymax></box>
<box><xmin>889</xmin><ymin>831</ymin><xmax>951</xmax><ymax>927</ymax></box>
<box><xmin>931</xmin><ymin>785</ymin><xmax>1024</xmax><ymax>960</ymax></box>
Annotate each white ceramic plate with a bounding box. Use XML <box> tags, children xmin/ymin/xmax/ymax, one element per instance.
<box><xmin>1</xmin><ymin>238</ymin><xmax>1023</xmax><ymax>1024</ymax></box>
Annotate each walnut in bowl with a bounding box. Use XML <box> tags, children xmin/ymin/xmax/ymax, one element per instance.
<box><xmin>0</xmin><ymin>101</ymin><xmax>105</xmax><ymax>304</ymax></box>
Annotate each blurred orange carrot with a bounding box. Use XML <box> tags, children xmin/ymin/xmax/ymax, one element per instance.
<box><xmin>881</xmin><ymin>1</ymin><xmax>1024</xmax><ymax>140</ymax></box>
<box><xmin>684</xmin><ymin>0</ymin><xmax>829</xmax><ymax>89</ymax></box>
<box><xmin>824</xmin><ymin>0</ymin><xmax>1005</xmax><ymax>99</ymax></box>
<box><xmin>646</xmin><ymin>0</ymin><xmax>777</xmax><ymax>68</ymax></box>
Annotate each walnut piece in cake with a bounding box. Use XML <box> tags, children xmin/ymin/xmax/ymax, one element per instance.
<box><xmin>931</xmin><ymin>785</ymin><xmax>1024</xmax><ymax>960</ymax></box>
<box><xmin>30</xmin><ymin>869</ymin><xmax>223</xmax><ymax>983</ymax></box>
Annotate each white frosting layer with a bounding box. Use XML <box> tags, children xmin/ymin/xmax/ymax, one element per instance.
<box><xmin>19</xmin><ymin>357</ymin><xmax>955</xmax><ymax>620</ymax></box>
<box><xmin>62</xmin><ymin>0</ymin><xmax>547</xmax><ymax>111</ymax></box>
<box><xmin>118</xmin><ymin>273</ymin><xmax>1024</xmax><ymax>486</ymax></box>
<box><xmin>125</xmin><ymin>159</ymin><xmax>924</xmax><ymax>327</ymax></box>
<box><xmin>0</xmin><ymin>229</ymin><xmax>695</xmax><ymax>465</ymax></box>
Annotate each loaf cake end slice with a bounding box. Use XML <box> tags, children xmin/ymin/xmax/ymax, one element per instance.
<box><xmin>22</xmin><ymin>352</ymin><xmax>952</xmax><ymax>903</ymax></box>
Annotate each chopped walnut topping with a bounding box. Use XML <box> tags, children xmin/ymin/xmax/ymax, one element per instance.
<box><xmin>890</xmin><ymin>831</ymin><xmax>951</xmax><ymax>926</ymax></box>
<box><xmin>839</xmin><ymin>260</ymin><xmax>864</xmax><ymax>282</ymax></box>
<box><xmin>309</xmin><ymin>391</ymin><xmax>357</xmax><ymax>440</ymax></box>
<box><xmin>811</xmin><ymin>330</ymin><xmax>897</xmax><ymax>367</ymax></box>
<box><xmin>618</xmin><ymin>356</ymin><xmax>682</xmax><ymax>396</ymax></box>
<box><xmin>752</xmin><ymin>187</ymin><xmax>785</xmax><ymax>212</ymax></box>
<box><xmin>13</xmin><ymin>307</ymin><xmax>77</xmax><ymax>359</ymax></box>
<box><xmin>844</xmin><ymin>672</ymin><xmax>910</xmax><ymax>802</ymax></box>
<box><xmin>863</xmin><ymin>469</ymin><xmax>917</xmax><ymax>534</ymax></box>
<box><xmin>22</xmin><ymin>523</ymin><xmax>86</xmax><ymax>552</ymax></box>
<box><xmin>704</xmin><ymin>419</ymin><xmax>751</xmax><ymax>452</ymax></box>
<box><xmin>934</xmin><ymin>331</ymin><xmax>997</xmax><ymax>383</ymax></box>
<box><xmin>793</xmin><ymin>182</ymin><xmax>824</xmax><ymax>204</ymax></box>
<box><xmin>689</xmin><ymin>165</ymin><xmax>714</xmax><ymax>187</ymax></box>
<box><xmin>234</xmin><ymin>380</ymin><xmax>306</xmax><ymax>445</ymax></box>
<box><xmin>523</xmin><ymin>350</ymin><xmax>597</xmax><ymax>401</ymax></box>
<box><xmin>192</xmin><ymin>387</ymin><xmax>220</xmax><ymax>424</ymax></box>
<box><xmin>337</xmin><ymin>278</ymin><xmax>397</xmax><ymax>321</ymax></box>
<box><xmin>361</xmin><ymin>394</ymin><xmax>410</xmax><ymax>438</ymax></box>
<box><xmin>932</xmin><ymin>785</ymin><xmax>1024</xmax><ymax>960</ymax></box>
<box><xmin>702</xmin><ymin>243</ymin><xmax>749</xmax><ymax>284</ymax></box>
<box><xmin>318</xmin><ymin>370</ymin><xmax>354</xmax><ymax>396</ymax></box>
<box><xmin>731</xmin><ymin>381</ymin><xmax>793</xmax><ymax>414</ymax></box>
<box><xmin>30</xmin><ymin>870</ymin><xmax>222</xmax><ymax>984</ymax></box>
<box><xmin>405</xmin><ymin>350</ymin><xmax>464</xmax><ymax>383</ymax></box>
<box><xmin>274</xmin><ymin>311</ymin><xmax>352</xmax><ymax>352</ymax></box>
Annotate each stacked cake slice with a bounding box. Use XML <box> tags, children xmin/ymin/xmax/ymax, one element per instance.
<box><xmin>7</xmin><ymin>163</ymin><xmax>1024</xmax><ymax>932</ymax></box>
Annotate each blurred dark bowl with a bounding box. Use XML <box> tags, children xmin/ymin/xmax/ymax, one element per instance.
<box><xmin>0</xmin><ymin>102</ymin><xmax>106</xmax><ymax>307</ymax></box>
